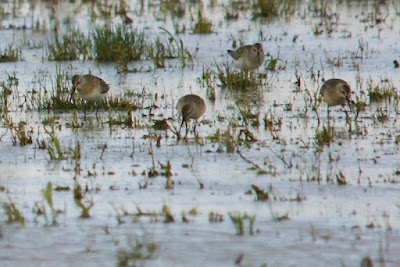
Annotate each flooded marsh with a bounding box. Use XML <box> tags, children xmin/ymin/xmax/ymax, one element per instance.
<box><xmin>1</xmin><ymin>0</ymin><xmax>400</xmax><ymax>266</ymax></box>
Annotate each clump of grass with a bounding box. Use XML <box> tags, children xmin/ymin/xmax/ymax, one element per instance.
<box><xmin>161</xmin><ymin>27</ymin><xmax>194</xmax><ymax>67</ymax></box>
<box><xmin>43</xmin><ymin>182</ymin><xmax>59</xmax><ymax>225</ymax></box>
<box><xmin>117</xmin><ymin>235</ymin><xmax>158</xmax><ymax>267</ymax></box>
<box><xmin>325</xmin><ymin>51</ymin><xmax>343</xmax><ymax>67</ymax></box>
<box><xmin>367</xmin><ymin>78</ymin><xmax>398</xmax><ymax>103</ymax></box>
<box><xmin>336</xmin><ymin>171</ymin><xmax>347</xmax><ymax>185</ymax></box>
<box><xmin>162</xmin><ymin>204</ymin><xmax>175</xmax><ymax>223</ymax></box>
<box><xmin>0</xmin><ymin>45</ymin><xmax>22</xmax><ymax>62</ymax></box>
<box><xmin>161</xmin><ymin>0</ymin><xmax>186</xmax><ymax>19</ymax></box>
<box><xmin>251</xmin><ymin>0</ymin><xmax>296</xmax><ymax>20</ymax></box>
<box><xmin>225</xmin><ymin>0</ymin><xmax>250</xmax><ymax>20</ymax></box>
<box><xmin>225</xmin><ymin>8</ymin><xmax>239</xmax><ymax>20</ymax></box>
<box><xmin>0</xmin><ymin>72</ymin><xmax>17</xmax><ymax>111</ymax></box>
<box><xmin>148</xmin><ymin>37</ymin><xmax>167</xmax><ymax>68</ymax></box>
<box><xmin>216</xmin><ymin>63</ymin><xmax>259</xmax><ymax>90</ymax></box>
<box><xmin>360</xmin><ymin>256</ymin><xmax>374</xmax><ymax>267</ymax></box>
<box><xmin>373</xmin><ymin>108</ymin><xmax>389</xmax><ymax>123</ymax></box>
<box><xmin>209</xmin><ymin>212</ymin><xmax>224</xmax><ymax>223</ymax></box>
<box><xmin>193</xmin><ymin>11</ymin><xmax>213</xmax><ymax>34</ymax></box>
<box><xmin>51</xmin><ymin>67</ymin><xmax>76</xmax><ymax>111</ymax></box>
<box><xmin>229</xmin><ymin>212</ymin><xmax>256</xmax><ymax>235</ymax></box>
<box><xmin>266</xmin><ymin>54</ymin><xmax>285</xmax><ymax>71</ymax></box>
<box><xmin>148</xmin><ymin>27</ymin><xmax>194</xmax><ymax>68</ymax></box>
<box><xmin>4</xmin><ymin>117</ymin><xmax>34</xmax><ymax>147</ymax></box>
<box><xmin>313</xmin><ymin>24</ymin><xmax>323</xmax><ymax>36</ymax></box>
<box><xmin>251</xmin><ymin>184</ymin><xmax>303</xmax><ymax>202</ymax></box>
<box><xmin>251</xmin><ymin>184</ymin><xmax>273</xmax><ymax>201</ymax></box>
<box><xmin>237</xmin><ymin>103</ymin><xmax>260</xmax><ymax>129</ymax></box>
<box><xmin>74</xmin><ymin>183</ymin><xmax>94</xmax><ymax>218</ymax></box>
<box><xmin>197</xmin><ymin>67</ymin><xmax>216</xmax><ymax>101</ymax></box>
<box><xmin>208</xmin><ymin>128</ymin><xmax>236</xmax><ymax>153</ymax></box>
<box><xmin>263</xmin><ymin>111</ymin><xmax>282</xmax><ymax>132</ymax></box>
<box><xmin>92</xmin><ymin>25</ymin><xmax>146</xmax><ymax>65</ymax></box>
<box><xmin>2</xmin><ymin>196</ymin><xmax>25</xmax><ymax>225</ymax></box>
<box><xmin>43</xmin><ymin>122</ymin><xmax>64</xmax><ymax>160</ymax></box>
<box><xmin>47</xmin><ymin>29</ymin><xmax>92</xmax><ymax>60</ymax></box>
<box><xmin>160</xmin><ymin>161</ymin><xmax>174</xmax><ymax>189</ymax></box>
<box><xmin>107</xmin><ymin>110</ymin><xmax>139</xmax><ymax>128</ymax></box>
<box><xmin>315</xmin><ymin>124</ymin><xmax>334</xmax><ymax>151</ymax></box>
<box><xmin>28</xmin><ymin>67</ymin><xmax>75</xmax><ymax>112</ymax></box>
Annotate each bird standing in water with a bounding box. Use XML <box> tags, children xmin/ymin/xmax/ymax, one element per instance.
<box><xmin>71</xmin><ymin>74</ymin><xmax>110</xmax><ymax>120</ymax></box>
<box><xmin>176</xmin><ymin>94</ymin><xmax>206</xmax><ymax>138</ymax></box>
<box><xmin>227</xmin><ymin>43</ymin><xmax>265</xmax><ymax>71</ymax></box>
<box><xmin>320</xmin><ymin>78</ymin><xmax>353</xmax><ymax>120</ymax></box>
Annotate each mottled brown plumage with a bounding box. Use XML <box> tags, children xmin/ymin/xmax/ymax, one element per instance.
<box><xmin>176</xmin><ymin>94</ymin><xmax>206</xmax><ymax>137</ymax></box>
<box><xmin>227</xmin><ymin>43</ymin><xmax>265</xmax><ymax>71</ymax></box>
<box><xmin>71</xmin><ymin>74</ymin><xmax>110</xmax><ymax>119</ymax></box>
<box><xmin>320</xmin><ymin>78</ymin><xmax>352</xmax><ymax>119</ymax></box>
<box><xmin>72</xmin><ymin>75</ymin><xmax>109</xmax><ymax>102</ymax></box>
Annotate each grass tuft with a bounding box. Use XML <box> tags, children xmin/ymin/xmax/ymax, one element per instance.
<box><xmin>193</xmin><ymin>11</ymin><xmax>213</xmax><ymax>34</ymax></box>
<box><xmin>0</xmin><ymin>45</ymin><xmax>21</xmax><ymax>62</ymax></box>
<box><xmin>251</xmin><ymin>0</ymin><xmax>297</xmax><ymax>20</ymax></box>
<box><xmin>92</xmin><ymin>25</ymin><xmax>146</xmax><ymax>64</ymax></box>
<box><xmin>2</xmin><ymin>196</ymin><xmax>25</xmax><ymax>226</ymax></box>
<box><xmin>315</xmin><ymin>124</ymin><xmax>334</xmax><ymax>151</ymax></box>
<box><xmin>47</xmin><ymin>29</ymin><xmax>92</xmax><ymax>60</ymax></box>
<box><xmin>117</xmin><ymin>235</ymin><xmax>158</xmax><ymax>267</ymax></box>
<box><xmin>216</xmin><ymin>63</ymin><xmax>259</xmax><ymax>91</ymax></box>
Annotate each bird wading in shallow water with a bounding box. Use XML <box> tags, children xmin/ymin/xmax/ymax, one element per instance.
<box><xmin>71</xmin><ymin>74</ymin><xmax>110</xmax><ymax>120</ymax></box>
<box><xmin>227</xmin><ymin>43</ymin><xmax>265</xmax><ymax>71</ymax></box>
<box><xmin>319</xmin><ymin>78</ymin><xmax>353</xmax><ymax>120</ymax></box>
<box><xmin>176</xmin><ymin>94</ymin><xmax>206</xmax><ymax>138</ymax></box>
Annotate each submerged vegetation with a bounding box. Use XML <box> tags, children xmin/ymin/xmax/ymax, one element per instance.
<box><xmin>251</xmin><ymin>0</ymin><xmax>299</xmax><ymax>20</ymax></box>
<box><xmin>2</xmin><ymin>196</ymin><xmax>25</xmax><ymax>225</ymax></box>
<box><xmin>0</xmin><ymin>45</ymin><xmax>21</xmax><ymax>62</ymax></box>
<box><xmin>92</xmin><ymin>25</ymin><xmax>146</xmax><ymax>63</ymax></box>
<box><xmin>117</xmin><ymin>235</ymin><xmax>158</xmax><ymax>267</ymax></box>
<box><xmin>193</xmin><ymin>11</ymin><xmax>213</xmax><ymax>34</ymax></box>
<box><xmin>47</xmin><ymin>30</ymin><xmax>92</xmax><ymax>61</ymax></box>
<box><xmin>46</xmin><ymin>25</ymin><xmax>195</xmax><ymax>69</ymax></box>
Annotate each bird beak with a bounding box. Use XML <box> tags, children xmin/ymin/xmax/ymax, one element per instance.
<box><xmin>70</xmin><ymin>86</ymin><xmax>76</xmax><ymax>102</ymax></box>
<box><xmin>346</xmin><ymin>98</ymin><xmax>354</xmax><ymax>112</ymax></box>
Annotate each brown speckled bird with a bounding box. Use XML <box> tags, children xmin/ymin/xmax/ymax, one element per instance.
<box><xmin>228</xmin><ymin>43</ymin><xmax>265</xmax><ymax>71</ymax></box>
<box><xmin>71</xmin><ymin>74</ymin><xmax>110</xmax><ymax>119</ymax></box>
<box><xmin>320</xmin><ymin>78</ymin><xmax>352</xmax><ymax>119</ymax></box>
<box><xmin>176</xmin><ymin>94</ymin><xmax>206</xmax><ymax>137</ymax></box>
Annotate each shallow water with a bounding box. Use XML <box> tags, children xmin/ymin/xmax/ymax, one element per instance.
<box><xmin>1</xmin><ymin>0</ymin><xmax>400</xmax><ymax>266</ymax></box>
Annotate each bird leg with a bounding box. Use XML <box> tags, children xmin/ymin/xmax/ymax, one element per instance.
<box><xmin>184</xmin><ymin>120</ymin><xmax>189</xmax><ymax>138</ymax></box>
<box><xmin>326</xmin><ymin>105</ymin><xmax>330</xmax><ymax>124</ymax></box>
<box><xmin>193</xmin><ymin>121</ymin><xmax>197</xmax><ymax>135</ymax></box>
<box><xmin>84</xmin><ymin>102</ymin><xmax>87</xmax><ymax>121</ymax></box>
<box><xmin>95</xmin><ymin>102</ymin><xmax>99</xmax><ymax>121</ymax></box>
<box><xmin>177</xmin><ymin>119</ymin><xmax>185</xmax><ymax>140</ymax></box>
<box><xmin>343</xmin><ymin>106</ymin><xmax>350</xmax><ymax>120</ymax></box>
<box><xmin>342</xmin><ymin>104</ymin><xmax>353</xmax><ymax>132</ymax></box>
<box><xmin>346</xmin><ymin>98</ymin><xmax>354</xmax><ymax>112</ymax></box>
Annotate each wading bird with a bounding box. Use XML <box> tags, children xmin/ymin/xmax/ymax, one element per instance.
<box><xmin>71</xmin><ymin>74</ymin><xmax>110</xmax><ymax>119</ymax></box>
<box><xmin>176</xmin><ymin>94</ymin><xmax>206</xmax><ymax>138</ymax></box>
<box><xmin>320</xmin><ymin>78</ymin><xmax>353</xmax><ymax>120</ymax></box>
<box><xmin>227</xmin><ymin>43</ymin><xmax>265</xmax><ymax>71</ymax></box>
